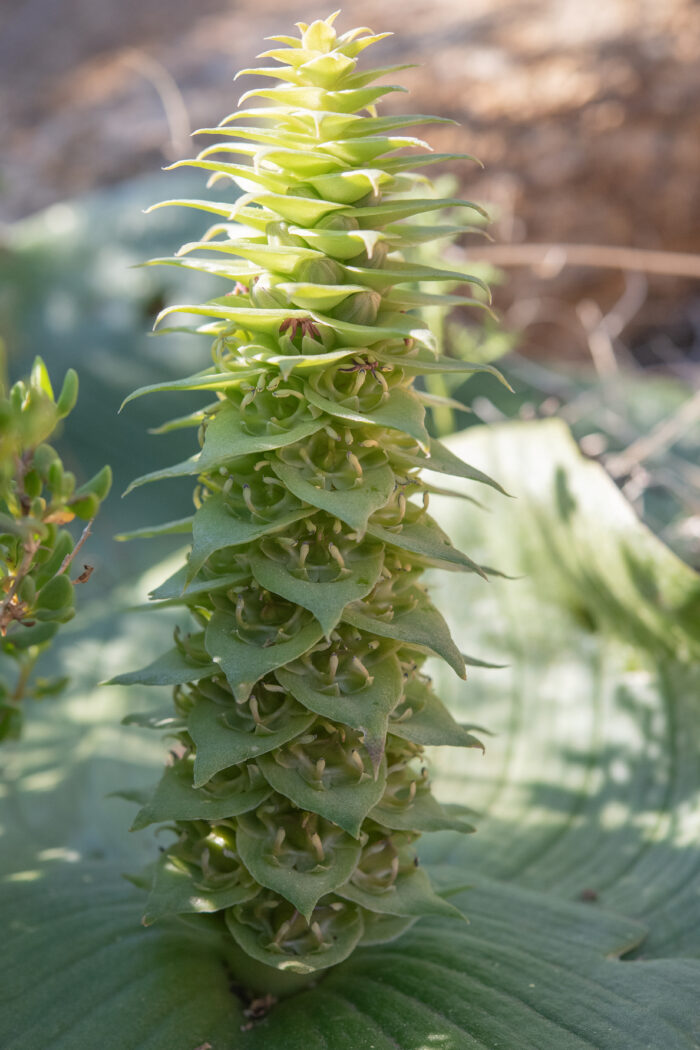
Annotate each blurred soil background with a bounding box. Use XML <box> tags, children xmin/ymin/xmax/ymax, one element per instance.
<box><xmin>3</xmin><ymin>0</ymin><xmax>700</xmax><ymax>339</ymax></box>
<box><xmin>0</xmin><ymin>0</ymin><xmax>699</xmax><ymax>571</ymax></box>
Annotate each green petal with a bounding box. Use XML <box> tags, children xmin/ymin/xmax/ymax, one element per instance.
<box><xmin>367</xmin><ymin>517</ymin><xmax>487</xmax><ymax>577</ymax></box>
<box><xmin>131</xmin><ymin>759</ymin><xmax>271</xmax><ymax>830</ymax></box>
<box><xmin>271</xmin><ymin>458</ymin><xmax>395</xmax><ymax>533</ymax></box>
<box><xmin>257</xmin><ymin>750</ymin><xmax>387</xmax><ymax>839</ymax></box>
<box><xmin>248</xmin><ymin>546</ymin><xmax>384</xmax><ymax>636</ymax></box>
<box><xmin>142</xmin><ymin>856</ymin><xmax>259</xmax><ymax>925</ymax></box>
<box><xmin>225</xmin><ymin>894</ymin><xmax>365</xmax><ymax>975</ymax></box>
<box><xmin>390</xmin><ymin>678</ymin><xmax>484</xmax><ymax>750</ymax></box>
<box><xmin>394</xmin><ymin>437</ymin><xmax>510</xmax><ymax>495</ymax></box>
<box><xmin>276</xmin><ymin>654</ymin><xmax>404</xmax><ymax>771</ymax></box>
<box><xmin>304</xmin><ymin>383</ymin><xmax>429</xmax><ymax>447</ymax></box>
<box><xmin>189</xmin><ymin>697</ymin><xmax>316</xmax><ymax>787</ymax></box>
<box><xmin>338</xmin><ymin>863</ymin><xmax>464</xmax><ymax>921</ymax></box>
<box><xmin>188</xmin><ymin>495</ymin><xmax>310</xmax><ymax>578</ymax></box>
<box><xmin>107</xmin><ymin>645</ymin><xmax>217</xmax><ymax>688</ymax></box>
<box><xmin>236</xmin><ymin>813</ymin><xmax>363</xmax><ymax>921</ymax></box>
<box><xmin>343</xmin><ymin>591</ymin><xmax>466</xmax><ymax>678</ymax></box>
<box><xmin>205</xmin><ymin>612</ymin><xmax>325</xmax><ymax>701</ymax></box>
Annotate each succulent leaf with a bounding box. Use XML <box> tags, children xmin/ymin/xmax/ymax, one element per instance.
<box><xmin>0</xmin><ymin>354</ymin><xmax>109</xmax><ymax>740</ymax></box>
<box><xmin>119</xmin><ymin>11</ymin><xmax>503</xmax><ymax>989</ymax></box>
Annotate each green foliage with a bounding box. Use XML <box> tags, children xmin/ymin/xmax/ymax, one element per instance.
<box><xmin>2</xmin><ymin>418</ymin><xmax>699</xmax><ymax>1047</ymax></box>
<box><xmin>0</xmin><ymin>351</ymin><xmax>111</xmax><ymax>739</ymax></box>
<box><xmin>113</xmin><ymin>12</ymin><xmax>502</xmax><ymax>987</ymax></box>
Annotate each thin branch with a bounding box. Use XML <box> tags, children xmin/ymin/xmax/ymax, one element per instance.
<box><xmin>59</xmin><ymin>519</ymin><xmax>94</xmax><ymax>576</ymax></box>
<box><xmin>123</xmin><ymin>48</ymin><xmax>191</xmax><ymax>158</ymax></box>
<box><xmin>606</xmin><ymin>388</ymin><xmax>700</xmax><ymax>478</ymax></box>
<box><xmin>467</xmin><ymin>243</ymin><xmax>700</xmax><ymax>280</ymax></box>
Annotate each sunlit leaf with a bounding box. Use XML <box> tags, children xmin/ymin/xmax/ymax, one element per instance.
<box><xmin>248</xmin><ymin>545</ymin><xmax>384</xmax><ymax>635</ymax></box>
<box><xmin>271</xmin><ymin>459</ymin><xmax>394</xmax><ymax>532</ymax></box>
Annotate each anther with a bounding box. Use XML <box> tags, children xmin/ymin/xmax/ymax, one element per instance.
<box><xmin>310</xmin><ymin>921</ymin><xmax>324</xmax><ymax>945</ymax></box>
<box><xmin>273</xmin><ymin>920</ymin><xmax>292</xmax><ymax>946</ymax></box>
<box><xmin>346</xmin><ymin>451</ymin><xmax>363</xmax><ymax>477</ymax></box>
<box><xmin>299</xmin><ymin>448</ymin><xmax>315</xmax><ymax>470</ymax></box>
<box><xmin>349</xmin><ymin>749</ymin><xmax>365</xmax><ymax>775</ymax></box>
<box><xmin>242</xmin><ymin>484</ymin><xmax>256</xmax><ymax>514</ymax></box>
<box><xmin>351</xmin><ymin>656</ymin><xmax>372</xmax><ymax>681</ymax></box>
<box><xmin>350</xmin><ymin>371</ymin><xmax>365</xmax><ymax>397</ymax></box>
<box><xmin>309</xmin><ymin>832</ymin><xmax>325</xmax><ymax>862</ymax></box>
<box><xmin>328</xmin><ymin>543</ymin><xmax>345</xmax><ymax>569</ymax></box>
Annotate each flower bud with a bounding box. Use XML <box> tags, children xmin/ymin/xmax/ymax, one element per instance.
<box><xmin>332</xmin><ymin>289</ymin><xmax>381</xmax><ymax>326</ymax></box>
<box><xmin>296</xmin><ymin>257</ymin><xmax>345</xmax><ymax>285</ymax></box>
<box><xmin>267</xmin><ymin>221</ymin><xmax>307</xmax><ymax>249</ymax></box>
<box><xmin>250</xmin><ymin>274</ymin><xmax>289</xmax><ymax>309</ymax></box>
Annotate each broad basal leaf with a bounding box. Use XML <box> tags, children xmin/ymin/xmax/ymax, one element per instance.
<box><xmin>424</xmin><ymin>419</ymin><xmax>700</xmax><ymax>964</ymax></box>
<box><xmin>3</xmin><ymin>860</ymin><xmax>697</xmax><ymax>1050</ymax></box>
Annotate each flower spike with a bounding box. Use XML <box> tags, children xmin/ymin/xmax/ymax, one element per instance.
<box><xmin>114</xmin><ymin>10</ymin><xmax>505</xmax><ymax>994</ymax></box>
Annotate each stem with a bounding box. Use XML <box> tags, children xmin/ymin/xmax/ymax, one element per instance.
<box><xmin>59</xmin><ymin>518</ymin><xmax>94</xmax><ymax>575</ymax></box>
<box><xmin>10</xmin><ymin>649</ymin><xmax>39</xmax><ymax>704</ymax></box>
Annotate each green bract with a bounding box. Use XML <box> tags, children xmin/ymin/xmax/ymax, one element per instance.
<box><xmin>116</xmin><ymin>12</ymin><xmax>505</xmax><ymax>989</ymax></box>
<box><xmin>0</xmin><ymin>353</ymin><xmax>111</xmax><ymax>740</ymax></box>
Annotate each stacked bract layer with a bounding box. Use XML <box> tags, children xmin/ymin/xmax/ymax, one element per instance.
<box><xmin>117</xmin><ymin>12</ymin><xmax>505</xmax><ymax>979</ymax></box>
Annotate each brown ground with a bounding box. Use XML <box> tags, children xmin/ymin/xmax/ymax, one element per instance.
<box><xmin>1</xmin><ymin>0</ymin><xmax>700</xmax><ymax>355</ymax></box>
